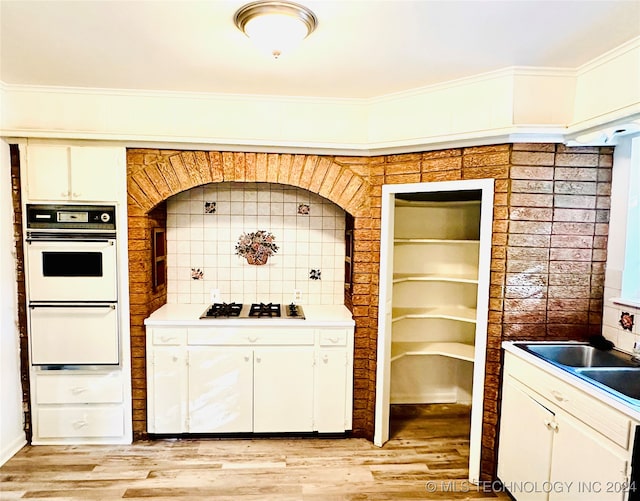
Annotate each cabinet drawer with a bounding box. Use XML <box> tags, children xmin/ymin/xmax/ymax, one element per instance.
<box><xmin>36</xmin><ymin>373</ymin><xmax>123</xmax><ymax>404</ymax></box>
<box><xmin>152</xmin><ymin>328</ymin><xmax>186</xmax><ymax>345</ymax></box>
<box><xmin>37</xmin><ymin>406</ymin><xmax>124</xmax><ymax>438</ymax></box>
<box><xmin>505</xmin><ymin>354</ymin><xmax>631</xmax><ymax>449</ymax></box>
<box><xmin>187</xmin><ymin>327</ymin><xmax>314</xmax><ymax>345</ymax></box>
<box><xmin>319</xmin><ymin>329</ymin><xmax>348</xmax><ymax>346</ymax></box>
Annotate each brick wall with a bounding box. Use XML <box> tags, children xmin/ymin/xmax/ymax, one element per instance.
<box><xmin>9</xmin><ymin>144</ymin><xmax>30</xmax><ymax>442</ymax></box>
<box><xmin>125</xmin><ymin>144</ymin><xmax>612</xmax><ymax>479</ymax></box>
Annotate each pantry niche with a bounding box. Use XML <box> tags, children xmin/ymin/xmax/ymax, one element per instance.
<box><xmin>374</xmin><ymin>178</ymin><xmax>494</xmax><ymax>484</ymax></box>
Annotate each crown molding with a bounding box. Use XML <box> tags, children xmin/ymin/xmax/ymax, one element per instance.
<box><xmin>577</xmin><ymin>35</ymin><xmax>640</xmax><ymax>76</ymax></box>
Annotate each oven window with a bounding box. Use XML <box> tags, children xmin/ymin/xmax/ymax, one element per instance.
<box><xmin>42</xmin><ymin>252</ymin><xmax>103</xmax><ymax>277</ymax></box>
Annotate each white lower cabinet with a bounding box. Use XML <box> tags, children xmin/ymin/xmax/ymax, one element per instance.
<box><xmin>147</xmin><ymin>326</ymin><xmax>353</xmax><ymax>434</ymax></box>
<box><xmin>148</xmin><ymin>347</ymin><xmax>187</xmax><ymax>433</ymax></box>
<box><xmin>498</xmin><ymin>352</ymin><xmax>634</xmax><ymax>501</ymax></box>
<box><xmin>498</xmin><ymin>377</ymin><xmax>554</xmax><ymax>501</ymax></box>
<box><xmin>253</xmin><ymin>347</ymin><xmax>315</xmax><ymax>432</ymax></box>
<box><xmin>188</xmin><ymin>348</ymin><xmax>252</xmax><ymax>433</ymax></box>
<box><xmin>31</xmin><ymin>371</ymin><xmax>128</xmax><ymax>443</ymax></box>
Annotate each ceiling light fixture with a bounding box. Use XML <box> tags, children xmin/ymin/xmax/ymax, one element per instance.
<box><xmin>234</xmin><ymin>1</ymin><xmax>318</xmax><ymax>59</ymax></box>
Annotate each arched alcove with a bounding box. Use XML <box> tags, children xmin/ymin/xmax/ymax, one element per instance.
<box><xmin>126</xmin><ymin>149</ymin><xmax>379</xmax><ymax>440</ymax></box>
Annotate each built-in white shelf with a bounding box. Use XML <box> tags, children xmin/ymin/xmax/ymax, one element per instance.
<box><xmin>392</xmin><ymin>273</ymin><xmax>478</xmax><ymax>285</ymax></box>
<box><xmin>390</xmin><ymin>341</ymin><xmax>475</xmax><ymax>363</ymax></box>
<box><xmin>394</xmin><ymin>238</ymin><xmax>479</xmax><ymax>245</ymax></box>
<box><xmin>391</xmin><ymin>306</ymin><xmax>477</xmax><ymax>323</ymax></box>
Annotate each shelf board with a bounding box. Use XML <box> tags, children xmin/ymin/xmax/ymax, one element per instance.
<box><xmin>392</xmin><ymin>306</ymin><xmax>477</xmax><ymax>323</ymax></box>
<box><xmin>391</xmin><ymin>341</ymin><xmax>475</xmax><ymax>363</ymax></box>
<box><xmin>395</xmin><ymin>199</ymin><xmax>481</xmax><ymax>208</ymax></box>
<box><xmin>393</xmin><ymin>273</ymin><xmax>478</xmax><ymax>284</ymax></box>
<box><xmin>394</xmin><ymin>238</ymin><xmax>479</xmax><ymax>244</ymax></box>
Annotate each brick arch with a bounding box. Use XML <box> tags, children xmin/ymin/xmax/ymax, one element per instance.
<box><xmin>127</xmin><ymin>150</ymin><xmax>371</xmax><ymax>216</ymax></box>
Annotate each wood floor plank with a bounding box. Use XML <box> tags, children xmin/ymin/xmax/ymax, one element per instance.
<box><xmin>0</xmin><ymin>404</ymin><xmax>510</xmax><ymax>500</ymax></box>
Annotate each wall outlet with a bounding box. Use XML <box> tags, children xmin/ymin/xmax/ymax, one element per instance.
<box><xmin>293</xmin><ymin>289</ymin><xmax>303</xmax><ymax>303</ymax></box>
<box><xmin>210</xmin><ymin>288</ymin><xmax>220</xmax><ymax>303</ymax></box>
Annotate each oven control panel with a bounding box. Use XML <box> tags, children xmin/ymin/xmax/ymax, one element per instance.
<box><xmin>26</xmin><ymin>204</ymin><xmax>116</xmax><ymax>230</ymax></box>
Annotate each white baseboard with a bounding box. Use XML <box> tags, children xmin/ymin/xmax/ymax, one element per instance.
<box><xmin>0</xmin><ymin>434</ymin><xmax>27</xmax><ymax>467</ymax></box>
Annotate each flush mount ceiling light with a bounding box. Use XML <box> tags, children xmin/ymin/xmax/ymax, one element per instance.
<box><xmin>234</xmin><ymin>1</ymin><xmax>318</xmax><ymax>59</ymax></box>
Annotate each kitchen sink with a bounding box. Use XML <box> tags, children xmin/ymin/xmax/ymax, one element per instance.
<box><xmin>519</xmin><ymin>343</ymin><xmax>640</xmax><ymax>368</ymax></box>
<box><xmin>514</xmin><ymin>342</ymin><xmax>640</xmax><ymax>407</ymax></box>
<box><xmin>576</xmin><ymin>368</ymin><xmax>640</xmax><ymax>404</ymax></box>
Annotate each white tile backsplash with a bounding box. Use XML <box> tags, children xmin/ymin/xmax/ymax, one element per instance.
<box><xmin>166</xmin><ymin>182</ymin><xmax>346</xmax><ymax>305</ymax></box>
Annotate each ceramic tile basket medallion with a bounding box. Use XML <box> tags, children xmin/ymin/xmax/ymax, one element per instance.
<box><xmin>235</xmin><ymin>230</ymin><xmax>279</xmax><ymax>265</ymax></box>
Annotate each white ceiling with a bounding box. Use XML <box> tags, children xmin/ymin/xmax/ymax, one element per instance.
<box><xmin>1</xmin><ymin>0</ymin><xmax>639</xmax><ymax>100</ymax></box>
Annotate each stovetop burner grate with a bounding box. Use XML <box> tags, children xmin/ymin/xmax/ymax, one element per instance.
<box><xmin>203</xmin><ymin>302</ymin><xmax>243</xmax><ymax>318</ymax></box>
<box><xmin>249</xmin><ymin>302</ymin><xmax>281</xmax><ymax>317</ymax></box>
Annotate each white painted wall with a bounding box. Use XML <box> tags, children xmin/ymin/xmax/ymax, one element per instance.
<box><xmin>603</xmin><ymin>135</ymin><xmax>640</xmax><ymax>353</ymax></box>
<box><xmin>0</xmin><ymin>139</ymin><xmax>26</xmax><ymax>466</ymax></box>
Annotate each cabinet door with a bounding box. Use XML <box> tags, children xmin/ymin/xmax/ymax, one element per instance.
<box><xmin>550</xmin><ymin>411</ymin><xmax>629</xmax><ymax>501</ymax></box>
<box><xmin>188</xmin><ymin>348</ymin><xmax>253</xmax><ymax>433</ymax></box>
<box><xmin>148</xmin><ymin>347</ymin><xmax>187</xmax><ymax>433</ymax></box>
<box><xmin>26</xmin><ymin>145</ymin><xmax>71</xmax><ymax>201</ymax></box>
<box><xmin>69</xmin><ymin>146</ymin><xmax>123</xmax><ymax>201</ymax></box>
<box><xmin>253</xmin><ymin>347</ymin><xmax>314</xmax><ymax>433</ymax></box>
<box><xmin>315</xmin><ymin>349</ymin><xmax>347</xmax><ymax>432</ymax></box>
<box><xmin>497</xmin><ymin>377</ymin><xmax>554</xmax><ymax>501</ymax></box>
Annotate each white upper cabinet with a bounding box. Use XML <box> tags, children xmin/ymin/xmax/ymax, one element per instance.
<box><xmin>24</xmin><ymin>144</ymin><xmax>124</xmax><ymax>202</ymax></box>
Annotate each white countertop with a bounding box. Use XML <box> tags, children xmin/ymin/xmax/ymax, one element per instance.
<box><xmin>503</xmin><ymin>341</ymin><xmax>640</xmax><ymax>422</ymax></box>
<box><xmin>144</xmin><ymin>303</ymin><xmax>355</xmax><ymax>328</ymax></box>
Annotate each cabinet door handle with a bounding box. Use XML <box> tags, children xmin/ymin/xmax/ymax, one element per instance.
<box><xmin>248</xmin><ymin>336</ymin><xmax>258</xmax><ymax>343</ymax></box>
<box><xmin>322</xmin><ymin>354</ymin><xmax>329</xmax><ymax>363</ymax></box>
<box><xmin>72</xmin><ymin>192</ymin><xmax>81</xmax><ymax>198</ymax></box>
<box><xmin>61</xmin><ymin>191</ymin><xmax>70</xmax><ymax>198</ymax></box>
<box><xmin>550</xmin><ymin>390</ymin><xmax>566</xmax><ymax>402</ymax></box>
<box><xmin>544</xmin><ymin>420</ymin><xmax>559</xmax><ymax>431</ymax></box>
<box><xmin>244</xmin><ymin>355</ymin><xmax>250</xmax><ymax>362</ymax></box>
<box><xmin>256</xmin><ymin>356</ymin><xmax>262</xmax><ymax>363</ymax></box>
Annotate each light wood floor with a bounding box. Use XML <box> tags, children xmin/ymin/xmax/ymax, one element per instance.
<box><xmin>1</xmin><ymin>404</ymin><xmax>510</xmax><ymax>500</ymax></box>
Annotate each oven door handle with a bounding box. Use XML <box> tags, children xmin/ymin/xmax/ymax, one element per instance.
<box><xmin>27</xmin><ymin>238</ymin><xmax>114</xmax><ymax>244</ymax></box>
<box><xmin>29</xmin><ymin>303</ymin><xmax>116</xmax><ymax>309</ymax></box>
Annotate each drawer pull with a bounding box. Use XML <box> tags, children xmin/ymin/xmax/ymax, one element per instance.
<box><xmin>160</xmin><ymin>336</ymin><xmax>175</xmax><ymax>343</ymax></box>
<box><xmin>327</xmin><ymin>337</ymin><xmax>339</xmax><ymax>344</ymax></box>
<box><xmin>71</xmin><ymin>386</ymin><xmax>88</xmax><ymax>395</ymax></box>
<box><xmin>248</xmin><ymin>336</ymin><xmax>258</xmax><ymax>343</ymax></box>
<box><xmin>73</xmin><ymin>419</ymin><xmax>88</xmax><ymax>429</ymax></box>
<box><xmin>550</xmin><ymin>390</ymin><xmax>566</xmax><ymax>402</ymax></box>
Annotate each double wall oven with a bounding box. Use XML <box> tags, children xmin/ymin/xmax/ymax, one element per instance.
<box><xmin>26</xmin><ymin>204</ymin><xmax>120</xmax><ymax>366</ymax></box>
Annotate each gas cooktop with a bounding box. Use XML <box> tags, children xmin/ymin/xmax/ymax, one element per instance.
<box><xmin>200</xmin><ymin>302</ymin><xmax>305</xmax><ymax>320</ymax></box>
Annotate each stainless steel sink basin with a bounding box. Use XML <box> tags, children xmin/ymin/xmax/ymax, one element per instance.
<box><xmin>514</xmin><ymin>342</ymin><xmax>640</xmax><ymax>407</ymax></box>
<box><xmin>576</xmin><ymin>368</ymin><xmax>640</xmax><ymax>403</ymax></box>
<box><xmin>520</xmin><ymin>343</ymin><xmax>640</xmax><ymax>368</ymax></box>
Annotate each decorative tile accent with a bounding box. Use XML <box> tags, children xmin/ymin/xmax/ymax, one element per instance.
<box><xmin>310</xmin><ymin>269</ymin><xmax>321</xmax><ymax>280</ymax></box>
<box><xmin>620</xmin><ymin>312</ymin><xmax>635</xmax><ymax>331</ymax></box>
<box><xmin>235</xmin><ymin>230</ymin><xmax>278</xmax><ymax>266</ymax></box>
<box><xmin>191</xmin><ymin>268</ymin><xmax>204</xmax><ymax>280</ymax></box>
<box><xmin>204</xmin><ymin>201</ymin><xmax>216</xmax><ymax>214</ymax></box>
<box><xmin>298</xmin><ymin>203</ymin><xmax>310</xmax><ymax>215</ymax></box>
